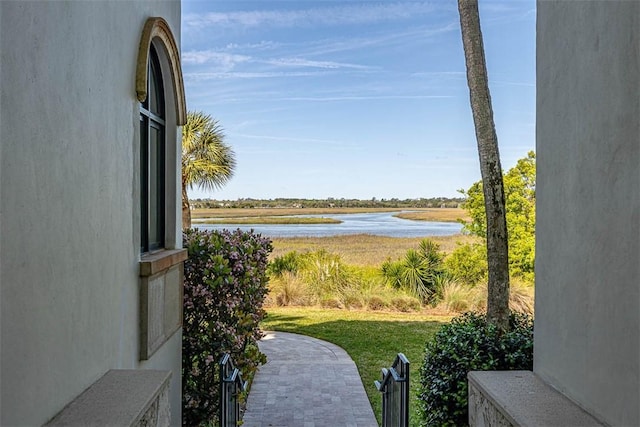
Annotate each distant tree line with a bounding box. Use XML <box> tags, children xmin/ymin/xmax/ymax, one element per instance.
<box><xmin>190</xmin><ymin>197</ymin><xmax>465</xmax><ymax>210</ymax></box>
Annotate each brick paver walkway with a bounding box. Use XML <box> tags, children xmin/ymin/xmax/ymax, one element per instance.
<box><xmin>242</xmin><ymin>331</ymin><xmax>378</xmax><ymax>427</ymax></box>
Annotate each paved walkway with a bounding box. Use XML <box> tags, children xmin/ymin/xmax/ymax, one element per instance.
<box><xmin>242</xmin><ymin>331</ymin><xmax>379</xmax><ymax>427</ymax></box>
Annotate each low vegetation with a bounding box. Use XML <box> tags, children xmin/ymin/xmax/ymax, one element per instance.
<box><xmin>182</xmin><ymin>228</ymin><xmax>272</xmax><ymax>426</ymax></box>
<box><xmin>195</xmin><ymin>216</ymin><xmax>341</xmax><ymax>225</ymax></box>
<box><xmin>270</xmin><ymin>233</ymin><xmax>478</xmax><ymax>267</ymax></box>
<box><xmin>266</xmin><ymin>237</ymin><xmax>534</xmax><ymax>316</ymax></box>
<box><xmin>419</xmin><ymin>312</ymin><xmax>534</xmax><ymax>426</ymax></box>
<box><xmin>191</xmin><ymin>196</ymin><xmax>464</xmax><ymax>210</ymax></box>
<box><xmin>261</xmin><ymin>152</ymin><xmax>537</xmax><ymax>315</ymax></box>
<box><xmin>261</xmin><ymin>307</ymin><xmax>449</xmax><ymax>427</ymax></box>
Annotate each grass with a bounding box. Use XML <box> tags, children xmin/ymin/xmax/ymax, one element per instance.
<box><xmin>270</xmin><ymin>233</ymin><xmax>480</xmax><ymax>267</ymax></box>
<box><xmin>394</xmin><ymin>208</ymin><xmax>470</xmax><ymax>223</ymax></box>
<box><xmin>261</xmin><ymin>307</ymin><xmax>450</xmax><ymax>427</ymax></box>
<box><xmin>192</xmin><ymin>206</ymin><xmax>469</xmax><ymax>221</ymax></box>
<box><xmin>195</xmin><ymin>216</ymin><xmax>341</xmax><ymax>225</ymax></box>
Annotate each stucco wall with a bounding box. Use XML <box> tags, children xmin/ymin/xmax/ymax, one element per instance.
<box><xmin>0</xmin><ymin>1</ymin><xmax>183</xmax><ymax>425</ymax></box>
<box><xmin>535</xmin><ymin>2</ymin><xmax>640</xmax><ymax>425</ymax></box>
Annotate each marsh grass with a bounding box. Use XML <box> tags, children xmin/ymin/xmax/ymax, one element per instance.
<box><xmin>271</xmin><ymin>234</ymin><xmax>480</xmax><ymax>267</ymax></box>
<box><xmin>394</xmin><ymin>208</ymin><xmax>470</xmax><ymax>223</ymax></box>
<box><xmin>192</xmin><ymin>207</ymin><xmax>413</xmax><ymax>218</ymax></box>
<box><xmin>261</xmin><ymin>307</ymin><xmax>450</xmax><ymax>427</ymax></box>
<box><xmin>435</xmin><ymin>279</ymin><xmax>534</xmax><ymax>315</ymax></box>
<box><xmin>193</xmin><ymin>206</ymin><xmax>469</xmax><ymax>220</ymax></box>
<box><xmin>195</xmin><ymin>216</ymin><xmax>341</xmax><ymax>225</ymax></box>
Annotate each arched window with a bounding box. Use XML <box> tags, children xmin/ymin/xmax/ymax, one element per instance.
<box><xmin>136</xmin><ymin>18</ymin><xmax>187</xmax><ymax>361</ymax></box>
<box><xmin>140</xmin><ymin>45</ymin><xmax>165</xmax><ymax>253</ymax></box>
<box><xmin>136</xmin><ymin>17</ymin><xmax>186</xmax><ymax>255</ymax></box>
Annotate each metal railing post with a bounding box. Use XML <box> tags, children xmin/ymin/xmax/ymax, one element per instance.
<box><xmin>219</xmin><ymin>353</ymin><xmax>246</xmax><ymax>427</ymax></box>
<box><xmin>375</xmin><ymin>353</ymin><xmax>410</xmax><ymax>427</ymax></box>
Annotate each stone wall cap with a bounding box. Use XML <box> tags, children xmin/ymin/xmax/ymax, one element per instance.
<box><xmin>45</xmin><ymin>369</ymin><xmax>171</xmax><ymax>426</ymax></box>
<box><xmin>468</xmin><ymin>370</ymin><xmax>604</xmax><ymax>427</ymax></box>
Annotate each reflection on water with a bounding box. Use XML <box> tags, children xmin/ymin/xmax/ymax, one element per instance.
<box><xmin>194</xmin><ymin>212</ymin><xmax>463</xmax><ymax>238</ymax></box>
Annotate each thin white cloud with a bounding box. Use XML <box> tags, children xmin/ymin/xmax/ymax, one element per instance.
<box><xmin>274</xmin><ymin>95</ymin><xmax>453</xmax><ymax>102</ymax></box>
<box><xmin>185</xmin><ymin>3</ymin><xmax>443</xmax><ymax>30</ymax></box>
<box><xmin>232</xmin><ymin>133</ymin><xmax>348</xmax><ymax>146</ymax></box>
<box><xmin>185</xmin><ymin>71</ymin><xmax>330</xmax><ymax>81</ymax></box>
<box><xmin>224</xmin><ymin>41</ymin><xmax>280</xmax><ymax>51</ymax></box>
<box><xmin>297</xmin><ymin>22</ymin><xmax>458</xmax><ymax>58</ymax></box>
<box><xmin>182</xmin><ymin>51</ymin><xmax>251</xmax><ymax>69</ymax></box>
<box><xmin>265</xmin><ymin>57</ymin><xmax>373</xmax><ymax>70</ymax></box>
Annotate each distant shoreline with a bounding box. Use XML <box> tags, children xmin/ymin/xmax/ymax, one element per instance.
<box><xmin>191</xmin><ymin>207</ymin><xmax>469</xmax><ymax>224</ymax></box>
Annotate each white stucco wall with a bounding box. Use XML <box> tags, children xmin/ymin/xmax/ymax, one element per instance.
<box><xmin>0</xmin><ymin>2</ymin><xmax>183</xmax><ymax>425</ymax></box>
<box><xmin>535</xmin><ymin>2</ymin><xmax>639</xmax><ymax>425</ymax></box>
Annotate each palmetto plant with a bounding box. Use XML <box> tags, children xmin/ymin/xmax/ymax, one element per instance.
<box><xmin>182</xmin><ymin>111</ymin><xmax>236</xmax><ymax>229</ymax></box>
<box><xmin>380</xmin><ymin>239</ymin><xmax>446</xmax><ymax>303</ymax></box>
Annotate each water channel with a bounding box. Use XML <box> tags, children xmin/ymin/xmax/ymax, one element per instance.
<box><xmin>193</xmin><ymin>211</ymin><xmax>463</xmax><ymax>238</ymax></box>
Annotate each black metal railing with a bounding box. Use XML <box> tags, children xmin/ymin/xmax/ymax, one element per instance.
<box><xmin>375</xmin><ymin>353</ymin><xmax>410</xmax><ymax>427</ymax></box>
<box><xmin>219</xmin><ymin>353</ymin><xmax>246</xmax><ymax>427</ymax></box>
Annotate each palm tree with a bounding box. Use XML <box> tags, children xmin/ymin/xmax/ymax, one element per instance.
<box><xmin>458</xmin><ymin>0</ymin><xmax>510</xmax><ymax>330</ymax></box>
<box><xmin>182</xmin><ymin>111</ymin><xmax>236</xmax><ymax>229</ymax></box>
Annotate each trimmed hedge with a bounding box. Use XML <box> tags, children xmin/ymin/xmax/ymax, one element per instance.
<box><xmin>418</xmin><ymin>312</ymin><xmax>533</xmax><ymax>426</ymax></box>
<box><xmin>182</xmin><ymin>228</ymin><xmax>272</xmax><ymax>426</ymax></box>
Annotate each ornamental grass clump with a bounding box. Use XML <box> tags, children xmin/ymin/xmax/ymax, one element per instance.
<box><xmin>182</xmin><ymin>228</ymin><xmax>272</xmax><ymax>426</ymax></box>
<box><xmin>418</xmin><ymin>312</ymin><xmax>533</xmax><ymax>426</ymax></box>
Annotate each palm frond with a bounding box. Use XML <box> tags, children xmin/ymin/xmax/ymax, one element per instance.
<box><xmin>182</xmin><ymin>111</ymin><xmax>236</xmax><ymax>191</ymax></box>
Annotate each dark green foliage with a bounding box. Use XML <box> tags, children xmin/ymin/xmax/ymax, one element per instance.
<box><xmin>418</xmin><ymin>312</ymin><xmax>533</xmax><ymax>426</ymax></box>
<box><xmin>460</xmin><ymin>151</ymin><xmax>536</xmax><ymax>281</ymax></box>
<box><xmin>182</xmin><ymin>228</ymin><xmax>273</xmax><ymax>426</ymax></box>
<box><xmin>380</xmin><ymin>239</ymin><xmax>446</xmax><ymax>302</ymax></box>
<box><xmin>267</xmin><ymin>250</ymin><xmax>302</xmax><ymax>277</ymax></box>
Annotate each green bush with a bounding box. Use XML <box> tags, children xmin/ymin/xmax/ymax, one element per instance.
<box><xmin>444</xmin><ymin>243</ymin><xmax>487</xmax><ymax>285</ymax></box>
<box><xmin>380</xmin><ymin>239</ymin><xmax>446</xmax><ymax>303</ymax></box>
<box><xmin>418</xmin><ymin>312</ymin><xmax>533</xmax><ymax>426</ymax></box>
<box><xmin>300</xmin><ymin>249</ymin><xmax>352</xmax><ymax>298</ymax></box>
<box><xmin>182</xmin><ymin>228</ymin><xmax>273</xmax><ymax>426</ymax></box>
<box><xmin>460</xmin><ymin>151</ymin><xmax>536</xmax><ymax>282</ymax></box>
<box><xmin>268</xmin><ymin>250</ymin><xmax>302</xmax><ymax>277</ymax></box>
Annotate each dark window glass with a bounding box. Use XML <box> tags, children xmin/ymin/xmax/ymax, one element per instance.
<box><xmin>140</xmin><ymin>45</ymin><xmax>165</xmax><ymax>253</ymax></box>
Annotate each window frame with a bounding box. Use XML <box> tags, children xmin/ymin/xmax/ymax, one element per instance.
<box><xmin>140</xmin><ymin>45</ymin><xmax>166</xmax><ymax>253</ymax></box>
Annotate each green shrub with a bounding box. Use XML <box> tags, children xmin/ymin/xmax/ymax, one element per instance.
<box><xmin>300</xmin><ymin>249</ymin><xmax>352</xmax><ymax>297</ymax></box>
<box><xmin>380</xmin><ymin>239</ymin><xmax>447</xmax><ymax>303</ymax></box>
<box><xmin>182</xmin><ymin>228</ymin><xmax>273</xmax><ymax>426</ymax></box>
<box><xmin>268</xmin><ymin>250</ymin><xmax>302</xmax><ymax>277</ymax></box>
<box><xmin>444</xmin><ymin>243</ymin><xmax>487</xmax><ymax>285</ymax></box>
<box><xmin>419</xmin><ymin>312</ymin><xmax>533</xmax><ymax>426</ymax></box>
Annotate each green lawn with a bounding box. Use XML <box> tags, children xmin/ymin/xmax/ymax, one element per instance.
<box><xmin>261</xmin><ymin>307</ymin><xmax>450</xmax><ymax>427</ymax></box>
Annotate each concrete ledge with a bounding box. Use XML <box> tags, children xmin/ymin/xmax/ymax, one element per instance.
<box><xmin>46</xmin><ymin>370</ymin><xmax>171</xmax><ymax>426</ymax></box>
<box><xmin>468</xmin><ymin>371</ymin><xmax>603</xmax><ymax>427</ymax></box>
<box><xmin>140</xmin><ymin>248</ymin><xmax>188</xmax><ymax>277</ymax></box>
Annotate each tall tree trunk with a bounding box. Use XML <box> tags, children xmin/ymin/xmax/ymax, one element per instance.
<box><xmin>458</xmin><ymin>0</ymin><xmax>510</xmax><ymax>331</ymax></box>
<box><xmin>182</xmin><ymin>183</ymin><xmax>192</xmax><ymax>230</ymax></box>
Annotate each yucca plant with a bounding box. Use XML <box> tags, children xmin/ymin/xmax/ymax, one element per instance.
<box><xmin>381</xmin><ymin>239</ymin><xmax>447</xmax><ymax>303</ymax></box>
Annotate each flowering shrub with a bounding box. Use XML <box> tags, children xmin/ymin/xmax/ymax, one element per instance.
<box><xmin>182</xmin><ymin>228</ymin><xmax>273</xmax><ymax>426</ymax></box>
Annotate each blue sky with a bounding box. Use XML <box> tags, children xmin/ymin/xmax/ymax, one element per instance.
<box><xmin>181</xmin><ymin>0</ymin><xmax>535</xmax><ymax>200</ymax></box>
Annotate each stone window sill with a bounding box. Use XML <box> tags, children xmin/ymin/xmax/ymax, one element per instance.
<box><xmin>140</xmin><ymin>248</ymin><xmax>188</xmax><ymax>277</ymax></box>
